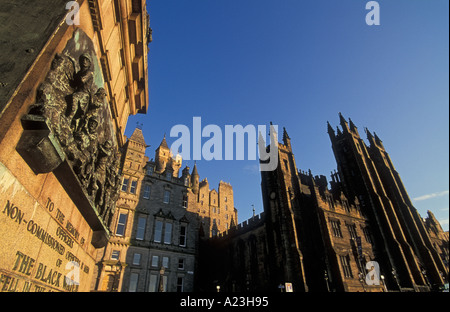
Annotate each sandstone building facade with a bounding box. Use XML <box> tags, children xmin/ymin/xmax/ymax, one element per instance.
<box><xmin>0</xmin><ymin>0</ymin><xmax>150</xmax><ymax>292</ymax></box>
<box><xmin>92</xmin><ymin>131</ymin><xmax>237</xmax><ymax>291</ymax></box>
<box><xmin>199</xmin><ymin>114</ymin><xmax>448</xmax><ymax>292</ymax></box>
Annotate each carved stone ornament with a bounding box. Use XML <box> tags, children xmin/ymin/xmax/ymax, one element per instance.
<box><xmin>17</xmin><ymin>29</ymin><xmax>121</xmax><ymax>246</ymax></box>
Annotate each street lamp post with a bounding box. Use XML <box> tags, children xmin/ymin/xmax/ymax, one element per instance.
<box><xmin>392</xmin><ymin>269</ymin><xmax>400</xmax><ymax>291</ymax></box>
<box><xmin>421</xmin><ymin>269</ymin><xmax>431</xmax><ymax>290</ymax></box>
<box><xmin>380</xmin><ymin>275</ymin><xmax>388</xmax><ymax>292</ymax></box>
<box><xmin>324</xmin><ymin>270</ymin><xmax>330</xmax><ymax>292</ymax></box>
<box><xmin>358</xmin><ymin>272</ymin><xmax>367</xmax><ymax>292</ymax></box>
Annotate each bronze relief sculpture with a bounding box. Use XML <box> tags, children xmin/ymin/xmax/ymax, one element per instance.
<box><xmin>18</xmin><ymin>29</ymin><xmax>121</xmax><ymax>231</ymax></box>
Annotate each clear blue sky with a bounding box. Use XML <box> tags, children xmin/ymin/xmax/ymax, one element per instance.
<box><xmin>125</xmin><ymin>0</ymin><xmax>449</xmax><ymax>230</ymax></box>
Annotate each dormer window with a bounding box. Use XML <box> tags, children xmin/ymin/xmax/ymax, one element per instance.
<box><xmin>326</xmin><ymin>194</ymin><xmax>334</xmax><ymax>210</ymax></box>
<box><xmin>342</xmin><ymin>199</ymin><xmax>350</xmax><ymax>213</ymax></box>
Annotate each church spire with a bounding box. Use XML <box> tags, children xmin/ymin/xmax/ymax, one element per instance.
<box><xmin>283</xmin><ymin>127</ymin><xmax>291</xmax><ymax>148</ymax></box>
<box><xmin>327</xmin><ymin>121</ymin><xmax>335</xmax><ymax>140</ymax></box>
<box><xmin>348</xmin><ymin>118</ymin><xmax>359</xmax><ymax>136</ymax></box>
<box><xmin>339</xmin><ymin>112</ymin><xmax>350</xmax><ymax>133</ymax></box>
<box><xmin>373</xmin><ymin>132</ymin><xmax>384</xmax><ymax>149</ymax></box>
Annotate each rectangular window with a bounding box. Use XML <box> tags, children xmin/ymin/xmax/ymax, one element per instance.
<box><xmin>154</xmin><ymin>220</ymin><xmax>163</xmax><ymax>242</ymax></box>
<box><xmin>129</xmin><ymin>273</ymin><xmax>139</xmax><ymax>292</ymax></box>
<box><xmin>143</xmin><ymin>185</ymin><xmax>151</xmax><ymax>199</ymax></box>
<box><xmin>182</xmin><ymin>195</ymin><xmax>188</xmax><ymax>209</ymax></box>
<box><xmin>116</xmin><ymin>213</ymin><xmax>127</xmax><ymax>236</ymax></box>
<box><xmin>163</xmin><ymin>191</ymin><xmax>171</xmax><ymax>204</ymax></box>
<box><xmin>363</xmin><ymin>227</ymin><xmax>373</xmax><ymax>244</ymax></box>
<box><xmin>122</xmin><ymin>178</ymin><xmax>129</xmax><ymax>192</ymax></box>
<box><xmin>148</xmin><ymin>274</ymin><xmax>158</xmax><ymax>292</ymax></box>
<box><xmin>347</xmin><ymin>224</ymin><xmax>358</xmax><ymax>240</ymax></box>
<box><xmin>136</xmin><ymin>217</ymin><xmax>146</xmax><ymax>240</ymax></box>
<box><xmin>177</xmin><ymin>277</ymin><xmax>184</xmax><ymax>292</ymax></box>
<box><xmin>330</xmin><ymin>219</ymin><xmax>342</xmax><ymax>238</ymax></box>
<box><xmin>111</xmin><ymin>250</ymin><xmax>120</xmax><ymax>260</ymax></box>
<box><xmin>130</xmin><ymin>180</ymin><xmax>137</xmax><ymax>194</ymax></box>
<box><xmin>179</xmin><ymin>225</ymin><xmax>187</xmax><ymax>247</ymax></box>
<box><xmin>162</xmin><ymin>256</ymin><xmax>169</xmax><ymax>269</ymax></box>
<box><xmin>340</xmin><ymin>255</ymin><xmax>353</xmax><ymax>278</ymax></box>
<box><xmin>151</xmin><ymin>255</ymin><xmax>159</xmax><ymax>267</ymax></box>
<box><xmin>164</xmin><ymin>222</ymin><xmax>173</xmax><ymax>244</ymax></box>
<box><xmin>178</xmin><ymin>258</ymin><xmax>185</xmax><ymax>270</ymax></box>
<box><xmin>132</xmin><ymin>253</ymin><xmax>141</xmax><ymax>265</ymax></box>
<box><xmin>147</xmin><ymin>166</ymin><xmax>154</xmax><ymax>175</ymax></box>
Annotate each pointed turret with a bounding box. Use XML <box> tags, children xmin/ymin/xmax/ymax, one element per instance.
<box><xmin>191</xmin><ymin>162</ymin><xmax>199</xmax><ymax>195</ymax></box>
<box><xmin>339</xmin><ymin>112</ymin><xmax>350</xmax><ymax>133</ymax></box>
<box><xmin>348</xmin><ymin>118</ymin><xmax>359</xmax><ymax>136</ymax></box>
<box><xmin>129</xmin><ymin>127</ymin><xmax>147</xmax><ymax>146</ymax></box>
<box><xmin>155</xmin><ymin>134</ymin><xmax>171</xmax><ymax>173</ymax></box>
<box><xmin>191</xmin><ymin>162</ymin><xmax>198</xmax><ymax>176</ymax></box>
<box><xmin>327</xmin><ymin>121</ymin><xmax>335</xmax><ymax>138</ymax></box>
<box><xmin>365</xmin><ymin>128</ymin><xmax>377</xmax><ymax>147</ymax></box>
<box><xmin>373</xmin><ymin>132</ymin><xmax>385</xmax><ymax>149</ymax></box>
<box><xmin>426</xmin><ymin>210</ymin><xmax>444</xmax><ymax>233</ymax></box>
<box><xmin>269</xmin><ymin>121</ymin><xmax>278</xmax><ymax>138</ymax></box>
<box><xmin>159</xmin><ymin>134</ymin><xmax>169</xmax><ymax>149</ymax></box>
<box><xmin>283</xmin><ymin>127</ymin><xmax>291</xmax><ymax>148</ymax></box>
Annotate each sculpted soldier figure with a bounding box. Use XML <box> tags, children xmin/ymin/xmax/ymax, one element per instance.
<box><xmin>75</xmin><ymin>87</ymin><xmax>106</xmax><ymax>133</ymax></box>
<box><xmin>69</xmin><ymin>53</ymin><xmax>95</xmax><ymax>130</ymax></box>
<box><xmin>70</xmin><ymin>116</ymin><xmax>100</xmax><ymax>188</ymax></box>
<box><xmin>27</xmin><ymin>53</ymin><xmax>76</xmax><ymax>146</ymax></box>
<box><xmin>100</xmin><ymin>151</ymin><xmax>121</xmax><ymax>224</ymax></box>
<box><xmin>90</xmin><ymin>140</ymin><xmax>113</xmax><ymax>212</ymax></box>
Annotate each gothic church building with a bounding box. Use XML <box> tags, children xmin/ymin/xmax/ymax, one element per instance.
<box><xmin>198</xmin><ymin>114</ymin><xmax>448</xmax><ymax>292</ymax></box>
